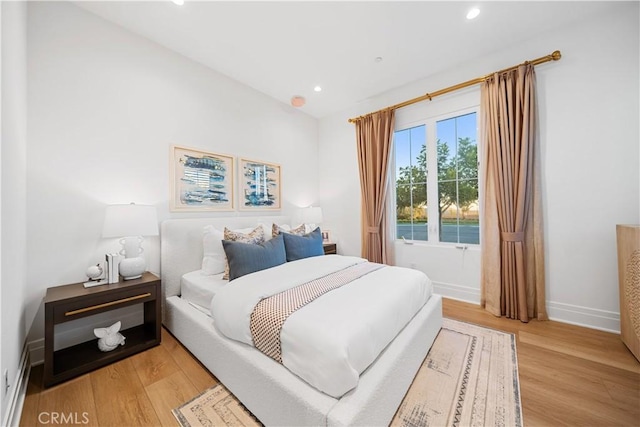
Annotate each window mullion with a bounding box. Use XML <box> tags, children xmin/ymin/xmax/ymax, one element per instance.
<box><xmin>426</xmin><ymin>120</ymin><xmax>439</xmax><ymax>243</ymax></box>
<box><xmin>454</xmin><ymin>117</ymin><xmax>461</xmax><ymax>243</ymax></box>
<box><xmin>408</xmin><ymin>132</ymin><xmax>414</xmax><ymax>240</ymax></box>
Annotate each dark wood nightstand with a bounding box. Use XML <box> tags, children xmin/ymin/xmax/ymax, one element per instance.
<box><xmin>43</xmin><ymin>272</ymin><xmax>161</xmax><ymax>387</ymax></box>
<box><xmin>323</xmin><ymin>242</ymin><xmax>337</xmax><ymax>255</ymax></box>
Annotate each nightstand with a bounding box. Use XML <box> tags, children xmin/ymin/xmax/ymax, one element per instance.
<box><xmin>323</xmin><ymin>242</ymin><xmax>337</xmax><ymax>255</ymax></box>
<box><xmin>43</xmin><ymin>272</ymin><xmax>161</xmax><ymax>387</ymax></box>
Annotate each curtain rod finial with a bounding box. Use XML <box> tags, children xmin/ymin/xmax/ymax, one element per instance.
<box><xmin>551</xmin><ymin>50</ymin><xmax>562</xmax><ymax>61</ymax></box>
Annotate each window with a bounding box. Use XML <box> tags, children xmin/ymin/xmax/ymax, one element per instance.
<box><xmin>394</xmin><ymin>110</ymin><xmax>479</xmax><ymax>245</ymax></box>
<box><xmin>436</xmin><ymin>113</ymin><xmax>479</xmax><ymax>244</ymax></box>
<box><xmin>395</xmin><ymin>125</ymin><xmax>428</xmax><ymax>241</ymax></box>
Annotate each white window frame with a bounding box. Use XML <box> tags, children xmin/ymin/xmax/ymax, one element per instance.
<box><xmin>392</xmin><ymin>99</ymin><xmax>481</xmax><ymax>247</ymax></box>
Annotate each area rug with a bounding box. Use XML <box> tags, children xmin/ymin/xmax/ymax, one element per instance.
<box><xmin>172</xmin><ymin>318</ymin><xmax>522</xmax><ymax>427</ymax></box>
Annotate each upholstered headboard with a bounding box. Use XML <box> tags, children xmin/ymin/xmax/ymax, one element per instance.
<box><xmin>160</xmin><ymin>216</ymin><xmax>289</xmax><ymax>316</ymax></box>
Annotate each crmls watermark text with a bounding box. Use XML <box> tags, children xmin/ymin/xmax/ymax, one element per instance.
<box><xmin>38</xmin><ymin>412</ymin><xmax>90</xmax><ymax>425</ymax></box>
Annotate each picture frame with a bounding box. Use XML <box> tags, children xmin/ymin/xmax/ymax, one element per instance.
<box><xmin>170</xmin><ymin>145</ymin><xmax>234</xmax><ymax>212</ymax></box>
<box><xmin>321</xmin><ymin>230</ymin><xmax>332</xmax><ymax>243</ymax></box>
<box><xmin>239</xmin><ymin>158</ymin><xmax>281</xmax><ymax>210</ymax></box>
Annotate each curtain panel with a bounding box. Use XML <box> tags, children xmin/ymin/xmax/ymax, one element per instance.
<box><xmin>355</xmin><ymin>110</ymin><xmax>395</xmax><ymax>264</ymax></box>
<box><xmin>480</xmin><ymin>64</ymin><xmax>547</xmax><ymax>322</ymax></box>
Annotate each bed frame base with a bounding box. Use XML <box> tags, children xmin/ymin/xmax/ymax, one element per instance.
<box><xmin>165</xmin><ymin>294</ymin><xmax>442</xmax><ymax>426</ymax></box>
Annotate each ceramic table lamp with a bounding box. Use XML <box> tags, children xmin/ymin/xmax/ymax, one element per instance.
<box><xmin>102</xmin><ymin>203</ymin><xmax>159</xmax><ymax>280</ymax></box>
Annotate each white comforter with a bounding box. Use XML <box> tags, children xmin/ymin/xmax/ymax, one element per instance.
<box><xmin>210</xmin><ymin>255</ymin><xmax>432</xmax><ymax>398</ymax></box>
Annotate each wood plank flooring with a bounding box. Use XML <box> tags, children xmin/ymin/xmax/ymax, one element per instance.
<box><xmin>20</xmin><ymin>298</ymin><xmax>639</xmax><ymax>426</ymax></box>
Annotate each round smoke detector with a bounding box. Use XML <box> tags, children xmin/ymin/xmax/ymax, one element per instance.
<box><xmin>291</xmin><ymin>96</ymin><xmax>306</xmax><ymax>107</ymax></box>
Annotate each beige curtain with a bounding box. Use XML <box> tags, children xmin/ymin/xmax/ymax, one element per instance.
<box><xmin>480</xmin><ymin>64</ymin><xmax>547</xmax><ymax>322</ymax></box>
<box><xmin>355</xmin><ymin>110</ymin><xmax>395</xmax><ymax>264</ymax></box>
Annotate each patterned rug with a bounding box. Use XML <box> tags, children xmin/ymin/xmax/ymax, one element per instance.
<box><xmin>173</xmin><ymin>318</ymin><xmax>522</xmax><ymax>427</ymax></box>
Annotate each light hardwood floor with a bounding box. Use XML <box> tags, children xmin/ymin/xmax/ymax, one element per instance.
<box><xmin>20</xmin><ymin>298</ymin><xmax>640</xmax><ymax>426</ymax></box>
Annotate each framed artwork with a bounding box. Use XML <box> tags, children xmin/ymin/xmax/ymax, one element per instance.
<box><xmin>170</xmin><ymin>145</ymin><xmax>234</xmax><ymax>211</ymax></box>
<box><xmin>239</xmin><ymin>158</ymin><xmax>281</xmax><ymax>210</ymax></box>
<box><xmin>321</xmin><ymin>230</ymin><xmax>332</xmax><ymax>243</ymax></box>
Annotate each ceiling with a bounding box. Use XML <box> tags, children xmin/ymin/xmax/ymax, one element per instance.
<box><xmin>74</xmin><ymin>1</ymin><xmax>616</xmax><ymax>119</ymax></box>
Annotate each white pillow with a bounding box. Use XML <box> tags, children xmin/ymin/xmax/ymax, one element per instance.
<box><xmin>259</xmin><ymin>223</ymin><xmax>276</xmax><ymax>241</ymax></box>
<box><xmin>202</xmin><ymin>225</ymin><xmax>225</xmax><ymax>275</ymax></box>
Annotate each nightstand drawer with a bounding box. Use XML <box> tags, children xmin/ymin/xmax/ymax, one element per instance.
<box><xmin>52</xmin><ymin>284</ymin><xmax>157</xmax><ymax>323</ymax></box>
<box><xmin>323</xmin><ymin>243</ymin><xmax>337</xmax><ymax>255</ymax></box>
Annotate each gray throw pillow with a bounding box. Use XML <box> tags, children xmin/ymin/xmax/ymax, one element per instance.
<box><xmin>281</xmin><ymin>227</ymin><xmax>324</xmax><ymax>262</ymax></box>
<box><xmin>222</xmin><ymin>234</ymin><xmax>286</xmax><ymax>281</ymax></box>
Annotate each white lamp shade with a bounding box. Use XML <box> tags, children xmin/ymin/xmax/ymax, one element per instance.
<box><xmin>300</xmin><ymin>206</ymin><xmax>323</xmax><ymax>225</ymax></box>
<box><xmin>102</xmin><ymin>203</ymin><xmax>159</xmax><ymax>238</ymax></box>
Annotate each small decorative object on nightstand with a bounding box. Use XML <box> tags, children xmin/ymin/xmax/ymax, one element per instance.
<box><xmin>83</xmin><ymin>264</ymin><xmax>107</xmax><ymax>287</ymax></box>
<box><xmin>323</xmin><ymin>242</ymin><xmax>337</xmax><ymax>255</ymax></box>
<box><xmin>85</xmin><ymin>264</ymin><xmax>103</xmax><ymax>281</ymax></box>
<box><xmin>43</xmin><ymin>272</ymin><xmax>161</xmax><ymax>387</ymax></box>
<box><xmin>94</xmin><ymin>321</ymin><xmax>126</xmax><ymax>352</ymax></box>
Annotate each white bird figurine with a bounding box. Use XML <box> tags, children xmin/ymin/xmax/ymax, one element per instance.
<box><xmin>94</xmin><ymin>321</ymin><xmax>126</xmax><ymax>352</ymax></box>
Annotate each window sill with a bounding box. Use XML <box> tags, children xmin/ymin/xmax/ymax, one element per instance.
<box><xmin>394</xmin><ymin>240</ymin><xmax>480</xmax><ymax>251</ymax></box>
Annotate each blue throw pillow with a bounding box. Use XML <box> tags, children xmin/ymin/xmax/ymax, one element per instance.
<box><xmin>222</xmin><ymin>234</ymin><xmax>286</xmax><ymax>281</ymax></box>
<box><xmin>281</xmin><ymin>227</ymin><xmax>324</xmax><ymax>262</ymax></box>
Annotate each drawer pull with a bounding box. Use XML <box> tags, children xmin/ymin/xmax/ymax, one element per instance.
<box><xmin>65</xmin><ymin>293</ymin><xmax>151</xmax><ymax>316</ymax></box>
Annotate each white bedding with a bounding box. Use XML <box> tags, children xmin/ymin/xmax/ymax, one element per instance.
<box><xmin>181</xmin><ymin>270</ymin><xmax>226</xmax><ymax>314</ymax></box>
<box><xmin>211</xmin><ymin>255</ymin><xmax>433</xmax><ymax>398</ymax></box>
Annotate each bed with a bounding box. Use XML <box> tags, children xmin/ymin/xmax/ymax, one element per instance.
<box><xmin>161</xmin><ymin>217</ymin><xmax>442</xmax><ymax>426</ymax></box>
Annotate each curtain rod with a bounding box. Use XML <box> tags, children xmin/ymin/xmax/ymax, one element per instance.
<box><xmin>348</xmin><ymin>50</ymin><xmax>561</xmax><ymax>124</ymax></box>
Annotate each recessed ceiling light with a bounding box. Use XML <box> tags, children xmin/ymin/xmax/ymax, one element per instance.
<box><xmin>466</xmin><ymin>8</ymin><xmax>480</xmax><ymax>20</ymax></box>
<box><xmin>314</xmin><ymin>86</ymin><xmax>322</xmax><ymax>92</ymax></box>
<box><xmin>375</xmin><ymin>57</ymin><xmax>383</xmax><ymax>63</ymax></box>
<box><xmin>172</xmin><ymin>0</ymin><xmax>184</xmax><ymax>6</ymax></box>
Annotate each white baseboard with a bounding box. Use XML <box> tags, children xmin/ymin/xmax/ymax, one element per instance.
<box><xmin>28</xmin><ymin>339</ymin><xmax>44</xmax><ymax>367</ymax></box>
<box><xmin>433</xmin><ymin>281</ymin><xmax>481</xmax><ymax>304</ymax></box>
<box><xmin>434</xmin><ymin>282</ymin><xmax>620</xmax><ymax>333</ymax></box>
<box><xmin>547</xmin><ymin>301</ymin><xmax>620</xmax><ymax>333</ymax></box>
<box><xmin>2</xmin><ymin>344</ymin><xmax>31</xmax><ymax>427</ymax></box>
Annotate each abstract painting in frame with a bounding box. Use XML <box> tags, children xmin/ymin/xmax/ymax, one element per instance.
<box><xmin>171</xmin><ymin>145</ymin><xmax>234</xmax><ymax>211</ymax></box>
<box><xmin>239</xmin><ymin>158</ymin><xmax>281</xmax><ymax>210</ymax></box>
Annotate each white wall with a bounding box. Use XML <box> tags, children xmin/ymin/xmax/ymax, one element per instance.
<box><xmin>1</xmin><ymin>0</ymin><xmax>28</xmax><ymax>422</ymax></box>
<box><xmin>319</xmin><ymin>3</ymin><xmax>639</xmax><ymax>332</ymax></box>
<box><xmin>25</xmin><ymin>2</ymin><xmax>319</xmax><ymax>344</ymax></box>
